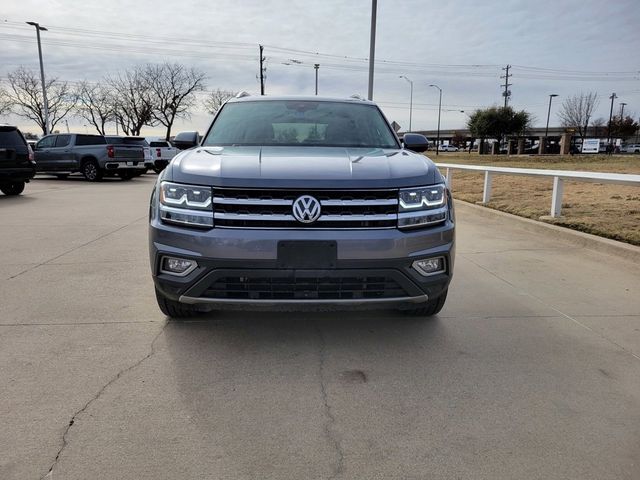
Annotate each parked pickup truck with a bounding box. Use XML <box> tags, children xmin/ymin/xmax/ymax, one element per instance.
<box><xmin>34</xmin><ymin>133</ymin><xmax>146</xmax><ymax>181</ymax></box>
<box><xmin>105</xmin><ymin>136</ymin><xmax>152</xmax><ymax>176</ymax></box>
<box><xmin>147</xmin><ymin>140</ymin><xmax>178</xmax><ymax>173</ymax></box>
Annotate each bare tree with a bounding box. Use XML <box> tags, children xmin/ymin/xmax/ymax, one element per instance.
<box><xmin>591</xmin><ymin>117</ymin><xmax>606</xmax><ymax>137</ymax></box>
<box><xmin>557</xmin><ymin>92</ymin><xmax>599</xmax><ymax>139</ymax></box>
<box><xmin>108</xmin><ymin>66</ymin><xmax>156</xmax><ymax>136</ymax></box>
<box><xmin>147</xmin><ymin>63</ymin><xmax>206</xmax><ymax>141</ymax></box>
<box><xmin>6</xmin><ymin>66</ymin><xmax>77</xmax><ymax>134</ymax></box>
<box><xmin>204</xmin><ymin>89</ymin><xmax>237</xmax><ymax>115</ymax></box>
<box><xmin>0</xmin><ymin>87</ymin><xmax>12</xmax><ymax>117</ymax></box>
<box><xmin>76</xmin><ymin>81</ymin><xmax>115</xmax><ymax>135</ymax></box>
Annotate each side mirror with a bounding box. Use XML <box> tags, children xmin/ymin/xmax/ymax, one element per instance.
<box><xmin>403</xmin><ymin>133</ymin><xmax>429</xmax><ymax>153</ymax></box>
<box><xmin>173</xmin><ymin>131</ymin><xmax>200</xmax><ymax>150</ymax></box>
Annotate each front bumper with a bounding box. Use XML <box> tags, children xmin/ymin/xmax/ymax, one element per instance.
<box><xmin>150</xmin><ymin>216</ymin><xmax>455</xmax><ymax>310</ymax></box>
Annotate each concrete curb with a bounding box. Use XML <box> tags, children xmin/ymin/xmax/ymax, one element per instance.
<box><xmin>454</xmin><ymin>200</ymin><xmax>640</xmax><ymax>263</ymax></box>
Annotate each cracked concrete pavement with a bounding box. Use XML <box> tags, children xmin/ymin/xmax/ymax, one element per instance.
<box><xmin>1</xmin><ymin>174</ymin><xmax>639</xmax><ymax>480</ymax></box>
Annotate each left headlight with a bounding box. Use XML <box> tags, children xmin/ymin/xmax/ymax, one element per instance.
<box><xmin>159</xmin><ymin>181</ymin><xmax>214</xmax><ymax>228</ymax></box>
<box><xmin>398</xmin><ymin>183</ymin><xmax>448</xmax><ymax>229</ymax></box>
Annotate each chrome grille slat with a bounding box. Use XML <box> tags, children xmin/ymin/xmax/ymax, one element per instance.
<box><xmin>320</xmin><ymin>199</ymin><xmax>398</xmax><ymax>206</ymax></box>
<box><xmin>213</xmin><ymin>197</ymin><xmax>293</xmax><ymax>206</ymax></box>
<box><xmin>213</xmin><ymin>187</ymin><xmax>399</xmax><ymax>229</ymax></box>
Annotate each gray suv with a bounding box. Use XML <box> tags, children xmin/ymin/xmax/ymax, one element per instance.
<box><xmin>149</xmin><ymin>96</ymin><xmax>455</xmax><ymax>318</ymax></box>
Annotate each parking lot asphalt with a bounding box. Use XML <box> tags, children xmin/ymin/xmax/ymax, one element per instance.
<box><xmin>1</xmin><ymin>174</ymin><xmax>639</xmax><ymax>480</ymax></box>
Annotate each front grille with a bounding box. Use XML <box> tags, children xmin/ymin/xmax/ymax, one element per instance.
<box><xmin>204</xmin><ymin>275</ymin><xmax>408</xmax><ymax>300</ymax></box>
<box><xmin>213</xmin><ymin>188</ymin><xmax>398</xmax><ymax>228</ymax></box>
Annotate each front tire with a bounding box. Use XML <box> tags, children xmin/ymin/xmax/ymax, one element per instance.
<box><xmin>155</xmin><ymin>287</ymin><xmax>201</xmax><ymax>318</ymax></box>
<box><xmin>82</xmin><ymin>160</ymin><xmax>102</xmax><ymax>182</ymax></box>
<box><xmin>401</xmin><ymin>289</ymin><xmax>448</xmax><ymax>317</ymax></box>
<box><xmin>0</xmin><ymin>181</ymin><xmax>25</xmax><ymax>196</ymax></box>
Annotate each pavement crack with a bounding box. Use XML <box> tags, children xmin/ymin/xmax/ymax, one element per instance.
<box><xmin>40</xmin><ymin>321</ymin><xmax>167</xmax><ymax>479</ymax></box>
<box><xmin>316</xmin><ymin>324</ymin><xmax>345</xmax><ymax>480</ymax></box>
<box><xmin>9</xmin><ymin>215</ymin><xmax>147</xmax><ymax>280</ymax></box>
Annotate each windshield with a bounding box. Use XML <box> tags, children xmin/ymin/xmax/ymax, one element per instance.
<box><xmin>202</xmin><ymin>100</ymin><xmax>399</xmax><ymax>148</ymax></box>
<box><xmin>105</xmin><ymin>137</ymin><xmax>149</xmax><ymax>146</ymax></box>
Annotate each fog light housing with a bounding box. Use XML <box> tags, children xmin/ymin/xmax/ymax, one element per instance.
<box><xmin>160</xmin><ymin>256</ymin><xmax>198</xmax><ymax>276</ymax></box>
<box><xmin>412</xmin><ymin>257</ymin><xmax>446</xmax><ymax>276</ymax></box>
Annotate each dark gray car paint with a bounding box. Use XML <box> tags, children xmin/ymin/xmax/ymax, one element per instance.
<box><xmin>165</xmin><ymin>146</ymin><xmax>441</xmax><ymax>188</ymax></box>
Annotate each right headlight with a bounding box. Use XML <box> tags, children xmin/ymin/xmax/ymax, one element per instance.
<box><xmin>398</xmin><ymin>183</ymin><xmax>448</xmax><ymax>229</ymax></box>
<box><xmin>159</xmin><ymin>181</ymin><xmax>214</xmax><ymax>228</ymax></box>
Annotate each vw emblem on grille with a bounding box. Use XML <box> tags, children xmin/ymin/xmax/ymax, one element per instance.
<box><xmin>292</xmin><ymin>195</ymin><xmax>321</xmax><ymax>223</ymax></box>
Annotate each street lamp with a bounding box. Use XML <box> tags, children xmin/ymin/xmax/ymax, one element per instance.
<box><xmin>429</xmin><ymin>84</ymin><xmax>442</xmax><ymax>155</ymax></box>
<box><xmin>314</xmin><ymin>64</ymin><xmax>319</xmax><ymax>95</ymax></box>
<box><xmin>544</xmin><ymin>94</ymin><xmax>558</xmax><ymax>153</ymax></box>
<box><xmin>399</xmin><ymin>75</ymin><xmax>413</xmax><ymax>132</ymax></box>
<box><xmin>26</xmin><ymin>21</ymin><xmax>50</xmax><ymax>135</ymax></box>
<box><xmin>367</xmin><ymin>0</ymin><xmax>377</xmax><ymax>100</ymax></box>
<box><xmin>607</xmin><ymin>92</ymin><xmax>617</xmax><ymax>145</ymax></box>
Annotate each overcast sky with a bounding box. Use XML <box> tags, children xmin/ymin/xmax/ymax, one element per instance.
<box><xmin>1</xmin><ymin>0</ymin><xmax>639</xmax><ymax>137</ymax></box>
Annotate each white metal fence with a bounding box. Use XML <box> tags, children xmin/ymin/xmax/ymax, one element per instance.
<box><xmin>436</xmin><ymin>163</ymin><xmax>640</xmax><ymax>217</ymax></box>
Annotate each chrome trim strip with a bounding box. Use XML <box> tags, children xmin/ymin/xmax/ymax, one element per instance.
<box><xmin>316</xmin><ymin>214</ymin><xmax>397</xmax><ymax>222</ymax></box>
<box><xmin>213</xmin><ymin>197</ymin><xmax>293</xmax><ymax>206</ymax></box>
<box><xmin>320</xmin><ymin>198</ymin><xmax>398</xmax><ymax>206</ymax></box>
<box><xmin>179</xmin><ymin>294</ymin><xmax>429</xmax><ymax>305</ymax></box>
<box><xmin>213</xmin><ymin>212</ymin><xmax>397</xmax><ymax>222</ymax></box>
<box><xmin>214</xmin><ymin>212</ymin><xmax>294</xmax><ymax>221</ymax></box>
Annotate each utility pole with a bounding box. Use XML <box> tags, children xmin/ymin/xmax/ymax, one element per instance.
<box><xmin>500</xmin><ymin>64</ymin><xmax>512</xmax><ymax>108</ymax></box>
<box><xmin>64</xmin><ymin>119</ymin><xmax>70</xmax><ymax>134</ymax></box>
<box><xmin>607</xmin><ymin>92</ymin><xmax>617</xmax><ymax>145</ymax></box>
<box><xmin>259</xmin><ymin>44</ymin><xmax>266</xmax><ymax>96</ymax></box>
<box><xmin>314</xmin><ymin>64</ymin><xmax>319</xmax><ymax>95</ymax></box>
<box><xmin>367</xmin><ymin>0</ymin><xmax>377</xmax><ymax>100</ymax></box>
<box><xmin>620</xmin><ymin>102</ymin><xmax>627</xmax><ymax>119</ymax></box>
<box><xmin>26</xmin><ymin>21</ymin><xmax>49</xmax><ymax>135</ymax></box>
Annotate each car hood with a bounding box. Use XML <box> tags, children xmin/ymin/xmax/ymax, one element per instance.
<box><xmin>166</xmin><ymin>146</ymin><xmax>442</xmax><ymax>188</ymax></box>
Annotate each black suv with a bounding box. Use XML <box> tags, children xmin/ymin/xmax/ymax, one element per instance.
<box><xmin>0</xmin><ymin>126</ymin><xmax>36</xmax><ymax>196</ymax></box>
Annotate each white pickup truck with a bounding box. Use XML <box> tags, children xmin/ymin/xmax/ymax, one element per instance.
<box><xmin>147</xmin><ymin>140</ymin><xmax>178</xmax><ymax>173</ymax></box>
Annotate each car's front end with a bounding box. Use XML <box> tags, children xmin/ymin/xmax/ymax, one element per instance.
<box><xmin>149</xmin><ymin>96</ymin><xmax>455</xmax><ymax>317</ymax></box>
<box><xmin>150</xmin><ymin>178</ymin><xmax>454</xmax><ymax>312</ymax></box>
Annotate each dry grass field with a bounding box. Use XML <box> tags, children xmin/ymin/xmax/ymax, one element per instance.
<box><xmin>429</xmin><ymin>152</ymin><xmax>640</xmax><ymax>245</ymax></box>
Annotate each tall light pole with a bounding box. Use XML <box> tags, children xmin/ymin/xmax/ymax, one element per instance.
<box><xmin>399</xmin><ymin>75</ymin><xmax>413</xmax><ymax>132</ymax></box>
<box><xmin>620</xmin><ymin>102</ymin><xmax>627</xmax><ymax>119</ymax></box>
<box><xmin>314</xmin><ymin>64</ymin><xmax>319</xmax><ymax>95</ymax></box>
<box><xmin>544</xmin><ymin>94</ymin><xmax>558</xmax><ymax>153</ymax></box>
<box><xmin>429</xmin><ymin>84</ymin><xmax>442</xmax><ymax>155</ymax></box>
<box><xmin>607</xmin><ymin>92</ymin><xmax>617</xmax><ymax>145</ymax></box>
<box><xmin>26</xmin><ymin>21</ymin><xmax>50</xmax><ymax>135</ymax></box>
<box><xmin>367</xmin><ymin>0</ymin><xmax>377</xmax><ymax>100</ymax></box>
